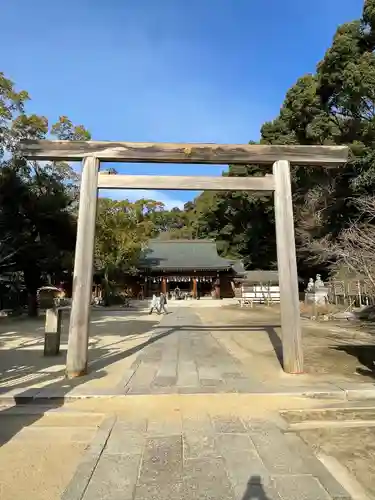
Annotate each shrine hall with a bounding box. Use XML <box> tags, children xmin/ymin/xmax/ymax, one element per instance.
<box><xmin>136</xmin><ymin>239</ymin><xmax>245</xmax><ymax>299</ymax></box>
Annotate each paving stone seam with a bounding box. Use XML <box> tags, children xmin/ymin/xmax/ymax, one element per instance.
<box><xmin>291</xmin><ymin>449</ymin><xmax>353</xmax><ymax>499</ymax></box>
<box><xmin>206</xmin><ymin>324</ymin><xmax>250</xmax><ymax>374</ymax></box>
<box><xmin>279</xmin><ymin>410</ymin><xmax>363</xmax><ymax>499</ymax></box>
<box><xmin>117</xmin><ymin>321</ymin><xmax>170</xmax><ymax>393</ymax></box>
<box><xmin>316</xmin><ymin>452</ymin><xmax>368</xmax><ymax>500</ymax></box>
<box><xmin>133</xmin><ymin>430</ymin><xmax>148</xmax><ymax>494</ymax></box>
<box><xmin>60</xmin><ymin>416</ymin><xmax>116</xmax><ymax>500</ymax></box>
<box><xmin>245</xmin><ymin>432</ymin><xmax>272</xmax><ymax>473</ymax></box>
<box><xmin>243</xmin><ymin>419</ymin><xmax>354</xmax><ymax>499</ymax></box>
<box><xmin>117</xmin><ymin>367</ymin><xmax>136</xmax><ymax>391</ymax></box>
<box><xmin>223</xmin><ymin>417</ymin><xmax>278</xmax><ymax>487</ymax></box>
<box><xmin>177</xmin><ymin>312</ymin><xmax>209</xmax><ymax>390</ymax></box>
<box><xmin>61</xmin><ymin>416</ymin><xmax>354</xmax><ymax>500</ymax></box>
<box><xmin>217</xmin><ymin>434</ymin><xmax>278</xmax><ymax>499</ymax></box>
<box><xmin>262</xmin><ymin>421</ymin><xmax>353</xmax><ymax>499</ymax></box>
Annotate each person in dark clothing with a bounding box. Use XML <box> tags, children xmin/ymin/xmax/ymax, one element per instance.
<box><xmin>159</xmin><ymin>292</ymin><xmax>168</xmax><ymax>314</ymax></box>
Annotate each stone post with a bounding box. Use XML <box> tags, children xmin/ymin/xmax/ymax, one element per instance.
<box><xmin>44</xmin><ymin>307</ymin><xmax>63</xmax><ymax>356</ymax></box>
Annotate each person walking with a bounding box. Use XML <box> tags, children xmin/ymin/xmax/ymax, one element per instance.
<box><xmin>149</xmin><ymin>293</ymin><xmax>161</xmax><ymax>315</ymax></box>
<box><xmin>159</xmin><ymin>291</ymin><xmax>168</xmax><ymax>314</ymax></box>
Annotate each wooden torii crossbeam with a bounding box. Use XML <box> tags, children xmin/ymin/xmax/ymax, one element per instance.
<box><xmin>20</xmin><ymin>140</ymin><xmax>349</xmax><ymax>378</ymax></box>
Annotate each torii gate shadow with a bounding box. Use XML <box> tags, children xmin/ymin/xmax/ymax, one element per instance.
<box><xmin>163</xmin><ymin>323</ymin><xmax>284</xmax><ymax>368</ymax></box>
<box><xmin>0</xmin><ymin>321</ymin><xmax>282</xmax><ymax>451</ymax></box>
<box><xmin>87</xmin><ymin>322</ymin><xmax>284</xmax><ymax>373</ymax></box>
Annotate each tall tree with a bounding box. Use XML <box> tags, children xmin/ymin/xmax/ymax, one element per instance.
<box><xmin>191</xmin><ymin>163</ymin><xmax>276</xmax><ymax>269</ymax></box>
<box><xmin>0</xmin><ymin>73</ymin><xmax>90</xmax><ymax>315</ymax></box>
<box><xmin>94</xmin><ymin>198</ymin><xmax>164</xmax><ymax>304</ymax></box>
<box><xmin>191</xmin><ymin>0</ymin><xmax>375</xmax><ymax>283</ymax></box>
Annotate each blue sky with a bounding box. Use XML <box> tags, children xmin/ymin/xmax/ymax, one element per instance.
<box><xmin>3</xmin><ymin>0</ymin><xmax>364</xmax><ymax>208</ymax></box>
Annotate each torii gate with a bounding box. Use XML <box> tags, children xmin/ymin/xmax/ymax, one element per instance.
<box><xmin>20</xmin><ymin>140</ymin><xmax>348</xmax><ymax>377</ymax></box>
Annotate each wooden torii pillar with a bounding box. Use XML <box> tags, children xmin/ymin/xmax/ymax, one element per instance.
<box><xmin>66</xmin><ymin>156</ymin><xmax>99</xmax><ymax>376</ymax></box>
<box><xmin>19</xmin><ymin>140</ymin><xmax>348</xmax><ymax>377</ymax></box>
<box><xmin>273</xmin><ymin>160</ymin><xmax>302</xmax><ymax>373</ymax></box>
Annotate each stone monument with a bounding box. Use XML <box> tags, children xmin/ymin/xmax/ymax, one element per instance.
<box><xmin>305</xmin><ymin>274</ymin><xmax>329</xmax><ymax>306</ymax></box>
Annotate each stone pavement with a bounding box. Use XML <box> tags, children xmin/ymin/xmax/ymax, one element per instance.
<box><xmin>120</xmin><ymin>307</ymin><xmax>266</xmax><ymax>395</ymax></box>
<box><xmin>0</xmin><ymin>405</ymin><xmax>104</xmax><ymax>500</ymax></box>
<box><xmin>116</xmin><ymin>307</ymin><xmax>375</xmax><ymax>399</ymax></box>
<box><xmin>0</xmin><ymin>308</ymin><xmax>163</xmax><ymax>399</ymax></box>
<box><xmin>62</xmin><ymin>413</ymin><xmax>352</xmax><ymax>500</ymax></box>
<box><xmin>3</xmin><ymin>305</ymin><xmax>374</xmax><ymax>499</ymax></box>
<box><xmin>2</xmin><ymin>304</ymin><xmax>375</xmax><ymax>403</ymax></box>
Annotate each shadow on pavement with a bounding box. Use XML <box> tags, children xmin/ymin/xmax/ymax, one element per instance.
<box><xmin>0</xmin><ymin>316</ymin><xmax>162</xmax><ymax>392</ymax></box>
<box><xmin>0</xmin><ymin>316</ymin><xmax>173</xmax><ymax>449</ymax></box>
<box><xmin>0</xmin><ymin>368</ymin><xmax>105</xmax><ymax>449</ymax></box>
<box><xmin>170</xmin><ymin>323</ymin><xmax>283</xmax><ymax>369</ymax></box>
<box><xmin>263</xmin><ymin>326</ymin><xmax>283</xmax><ymax>367</ymax></box>
<box><xmin>334</xmin><ymin>344</ymin><xmax>375</xmax><ymax>380</ymax></box>
<box><xmin>88</xmin><ymin>324</ymin><xmax>179</xmax><ymax>371</ymax></box>
<box><xmin>0</xmin><ymin>316</ymin><xmax>284</xmax><ymax>450</ymax></box>
<box><xmin>0</xmin><ymin>325</ymin><xmax>172</xmax><ymax>448</ymax></box>
<box><xmin>242</xmin><ymin>476</ymin><xmax>270</xmax><ymax>499</ymax></box>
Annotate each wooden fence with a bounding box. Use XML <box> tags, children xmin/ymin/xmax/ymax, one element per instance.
<box><xmin>236</xmin><ymin>283</ymin><xmax>280</xmax><ymax>307</ymax></box>
<box><xmin>327</xmin><ymin>279</ymin><xmax>375</xmax><ymax>308</ymax></box>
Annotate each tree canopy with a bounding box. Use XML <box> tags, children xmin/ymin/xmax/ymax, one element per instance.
<box><xmin>0</xmin><ymin>76</ymin><xmax>198</xmax><ymax>312</ymax></box>
<box><xmin>0</xmin><ymin>73</ymin><xmax>92</xmax><ymax>314</ymax></box>
<box><xmin>179</xmin><ymin>0</ymin><xmax>375</xmax><ymax>285</ymax></box>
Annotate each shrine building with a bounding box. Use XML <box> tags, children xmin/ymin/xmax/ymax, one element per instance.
<box><xmin>136</xmin><ymin>239</ymin><xmax>245</xmax><ymax>299</ymax></box>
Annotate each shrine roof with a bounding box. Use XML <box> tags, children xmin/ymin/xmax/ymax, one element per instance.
<box><xmin>138</xmin><ymin>239</ymin><xmax>242</xmax><ymax>272</ymax></box>
<box><xmin>242</xmin><ymin>270</ymin><xmax>279</xmax><ymax>284</ymax></box>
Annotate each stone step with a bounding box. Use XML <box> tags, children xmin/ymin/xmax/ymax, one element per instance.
<box><xmin>281</xmin><ymin>407</ymin><xmax>375</xmax><ymax>425</ymax></box>
<box><xmin>289</xmin><ymin>420</ymin><xmax>375</xmax><ymax>431</ymax></box>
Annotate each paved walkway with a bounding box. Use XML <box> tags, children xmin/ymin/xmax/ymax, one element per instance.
<box><xmin>120</xmin><ymin>308</ymin><xmax>264</xmax><ymax>395</ymax></box>
<box><xmin>3</xmin><ymin>306</ymin><xmax>373</xmax><ymax>498</ymax></box>
<box><xmin>62</xmin><ymin>413</ymin><xmax>351</xmax><ymax>500</ymax></box>
<box><xmin>116</xmin><ymin>307</ymin><xmax>373</xmax><ymax>398</ymax></box>
<box><xmin>60</xmin><ymin>309</ymin><xmax>355</xmax><ymax>499</ymax></box>
<box><xmin>2</xmin><ymin>304</ymin><xmax>375</xmax><ymax>402</ymax></box>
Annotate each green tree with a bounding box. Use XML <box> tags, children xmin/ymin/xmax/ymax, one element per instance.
<box><xmin>94</xmin><ymin>198</ymin><xmax>161</xmax><ymax>305</ymax></box>
<box><xmin>150</xmin><ymin>205</ymin><xmax>196</xmax><ymax>240</ymax></box>
<box><xmin>0</xmin><ymin>73</ymin><xmax>90</xmax><ymax>315</ymax></box>
<box><xmin>192</xmin><ymin>0</ymin><xmax>375</xmax><ymax>282</ymax></box>
<box><xmin>191</xmin><ymin>164</ymin><xmax>276</xmax><ymax>269</ymax></box>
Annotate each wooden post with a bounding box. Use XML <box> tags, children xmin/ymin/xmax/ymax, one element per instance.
<box><xmin>66</xmin><ymin>156</ymin><xmax>99</xmax><ymax>378</ymax></box>
<box><xmin>357</xmin><ymin>280</ymin><xmax>362</xmax><ymax>307</ymax></box>
<box><xmin>273</xmin><ymin>160</ymin><xmax>303</xmax><ymax>374</ymax></box>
